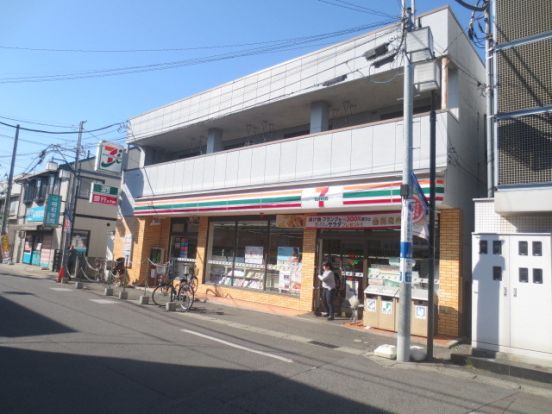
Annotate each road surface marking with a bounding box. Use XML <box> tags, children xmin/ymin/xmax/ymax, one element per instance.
<box><xmin>89</xmin><ymin>299</ymin><xmax>118</xmax><ymax>304</ymax></box>
<box><xmin>181</xmin><ymin>329</ymin><xmax>293</xmax><ymax>363</ymax></box>
<box><xmin>50</xmin><ymin>288</ymin><xmax>73</xmax><ymax>292</ymax></box>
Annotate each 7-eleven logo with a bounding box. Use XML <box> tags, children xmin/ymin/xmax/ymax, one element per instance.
<box><xmin>301</xmin><ymin>186</ymin><xmax>343</xmax><ymax>209</ymax></box>
<box><xmin>315</xmin><ymin>186</ymin><xmax>329</xmax><ymax>207</ymax></box>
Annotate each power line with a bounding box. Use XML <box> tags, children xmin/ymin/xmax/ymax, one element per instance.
<box><xmin>0</xmin><ymin>114</ymin><xmax>77</xmax><ymax>129</ymax></box>
<box><xmin>0</xmin><ymin>21</ymin><xmax>397</xmax><ymax>84</ymax></box>
<box><xmin>0</xmin><ymin>24</ymin><xmax>395</xmax><ymax>54</ymax></box>
<box><xmin>0</xmin><ymin>120</ymin><xmax>122</xmax><ymax>135</ymax></box>
<box><xmin>317</xmin><ymin>0</ymin><xmax>397</xmax><ymax>19</ymax></box>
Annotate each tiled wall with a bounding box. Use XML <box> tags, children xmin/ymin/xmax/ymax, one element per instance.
<box><xmin>475</xmin><ymin>199</ymin><xmax>552</xmax><ymax>233</ymax></box>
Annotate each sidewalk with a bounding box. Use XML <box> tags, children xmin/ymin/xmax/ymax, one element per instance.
<box><xmin>3</xmin><ymin>262</ymin><xmax>551</xmax><ymax>385</ymax></box>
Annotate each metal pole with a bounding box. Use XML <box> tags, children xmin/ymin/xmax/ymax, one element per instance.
<box><xmin>397</xmin><ymin>0</ymin><xmax>414</xmax><ymax>363</ymax></box>
<box><xmin>485</xmin><ymin>2</ymin><xmax>494</xmax><ymax>197</ymax></box>
<box><xmin>426</xmin><ymin>91</ymin><xmax>437</xmax><ymax>361</ymax></box>
<box><xmin>60</xmin><ymin>121</ymin><xmax>85</xmax><ymax>275</ymax></box>
<box><xmin>1</xmin><ymin>125</ymin><xmax>19</xmax><ymax>236</ymax></box>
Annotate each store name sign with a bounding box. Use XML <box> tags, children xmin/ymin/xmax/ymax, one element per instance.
<box><xmin>95</xmin><ymin>141</ymin><xmax>124</xmax><ymax>173</ymax></box>
<box><xmin>44</xmin><ymin>194</ymin><xmax>61</xmax><ymax>226</ymax></box>
<box><xmin>26</xmin><ymin>206</ymin><xmax>45</xmax><ymax>223</ymax></box>
<box><xmin>89</xmin><ymin>183</ymin><xmax>119</xmax><ymax>206</ymax></box>
<box><xmin>305</xmin><ymin>213</ymin><xmax>401</xmax><ymax>229</ymax></box>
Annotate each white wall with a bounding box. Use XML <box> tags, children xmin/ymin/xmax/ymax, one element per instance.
<box><xmin>125</xmin><ymin>113</ymin><xmax>449</xmax><ymax>200</ymax></box>
<box><xmin>129</xmin><ymin>8</ymin><xmax>452</xmax><ymax>142</ymax></box>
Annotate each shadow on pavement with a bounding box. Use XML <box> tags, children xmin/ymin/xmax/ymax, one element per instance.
<box><xmin>0</xmin><ymin>296</ymin><xmax>76</xmax><ymax>338</ymax></box>
<box><xmin>0</xmin><ymin>346</ymin><xmax>391</xmax><ymax>414</ymax></box>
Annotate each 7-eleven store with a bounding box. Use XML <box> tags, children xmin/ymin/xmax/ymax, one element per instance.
<box><xmin>116</xmin><ymin>176</ymin><xmax>465</xmax><ymax>338</ymax></box>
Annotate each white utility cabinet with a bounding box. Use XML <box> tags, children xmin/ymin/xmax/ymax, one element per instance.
<box><xmin>472</xmin><ymin>233</ymin><xmax>552</xmax><ymax>362</ymax></box>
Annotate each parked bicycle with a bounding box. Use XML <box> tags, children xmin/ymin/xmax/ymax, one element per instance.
<box><xmin>70</xmin><ymin>254</ymin><xmax>128</xmax><ymax>287</ymax></box>
<box><xmin>151</xmin><ymin>260</ymin><xmax>194</xmax><ymax>311</ymax></box>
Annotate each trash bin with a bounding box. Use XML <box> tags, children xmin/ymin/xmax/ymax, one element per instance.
<box><xmin>411</xmin><ymin>289</ymin><xmax>429</xmax><ymax>337</ymax></box>
<box><xmin>363</xmin><ymin>294</ymin><xmax>378</xmax><ymax>327</ymax></box>
<box><xmin>364</xmin><ymin>286</ymin><xmax>399</xmax><ymax>331</ymax></box>
<box><xmin>378</xmin><ymin>294</ymin><xmax>396</xmax><ymax>331</ymax></box>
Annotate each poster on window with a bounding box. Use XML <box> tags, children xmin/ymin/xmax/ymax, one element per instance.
<box><xmin>277</xmin><ymin>247</ymin><xmax>302</xmax><ymax>293</ymax></box>
<box><xmin>245</xmin><ymin>246</ymin><xmax>264</xmax><ymax>264</ymax></box>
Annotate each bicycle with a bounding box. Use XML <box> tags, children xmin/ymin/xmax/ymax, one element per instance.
<box><xmin>151</xmin><ymin>269</ymin><xmax>194</xmax><ymax>311</ymax></box>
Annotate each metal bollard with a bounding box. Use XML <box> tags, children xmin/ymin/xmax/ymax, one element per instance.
<box><xmin>139</xmin><ymin>295</ymin><xmax>149</xmax><ymax>305</ymax></box>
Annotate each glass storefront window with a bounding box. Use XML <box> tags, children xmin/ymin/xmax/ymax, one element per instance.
<box><xmin>205</xmin><ymin>217</ymin><xmax>303</xmax><ymax>296</ymax></box>
<box><xmin>206</xmin><ymin>221</ymin><xmax>237</xmax><ymax>286</ymax></box>
<box><xmin>267</xmin><ymin>220</ymin><xmax>303</xmax><ymax>295</ymax></box>
<box><xmin>169</xmin><ymin>218</ymin><xmax>199</xmax><ymax>278</ymax></box>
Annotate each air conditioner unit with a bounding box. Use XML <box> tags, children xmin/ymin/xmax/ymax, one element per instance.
<box><xmin>46</xmin><ymin>162</ymin><xmax>58</xmax><ymax>171</ymax></box>
<box><xmin>59</xmin><ymin>170</ymin><xmax>71</xmax><ymax>180</ymax></box>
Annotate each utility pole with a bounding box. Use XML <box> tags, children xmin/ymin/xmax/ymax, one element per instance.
<box><xmin>397</xmin><ymin>0</ymin><xmax>414</xmax><ymax>363</ymax></box>
<box><xmin>1</xmin><ymin>125</ymin><xmax>19</xmax><ymax>235</ymax></box>
<box><xmin>484</xmin><ymin>1</ymin><xmax>494</xmax><ymax>197</ymax></box>
<box><xmin>1</xmin><ymin>125</ymin><xmax>20</xmax><ymax>261</ymax></box>
<box><xmin>59</xmin><ymin>121</ymin><xmax>85</xmax><ymax>275</ymax></box>
<box><xmin>426</xmin><ymin>91</ymin><xmax>437</xmax><ymax>360</ymax></box>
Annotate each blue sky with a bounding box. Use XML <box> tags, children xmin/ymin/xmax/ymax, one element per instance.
<box><xmin>0</xmin><ymin>0</ymin><xmax>475</xmax><ymax>176</ymax></box>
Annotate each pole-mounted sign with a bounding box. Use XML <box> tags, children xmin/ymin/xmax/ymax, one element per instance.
<box><xmin>89</xmin><ymin>182</ymin><xmax>119</xmax><ymax>206</ymax></box>
<box><xmin>95</xmin><ymin>141</ymin><xmax>124</xmax><ymax>174</ymax></box>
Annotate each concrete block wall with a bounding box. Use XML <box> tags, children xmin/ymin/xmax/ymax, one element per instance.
<box><xmin>437</xmin><ymin>208</ymin><xmax>463</xmax><ymax>337</ymax></box>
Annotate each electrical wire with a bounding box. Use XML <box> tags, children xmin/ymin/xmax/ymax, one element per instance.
<box><xmin>0</xmin><ymin>21</ymin><xmax>397</xmax><ymax>84</ymax></box>
<box><xmin>317</xmin><ymin>0</ymin><xmax>398</xmax><ymax>19</ymax></box>
<box><xmin>0</xmin><ymin>120</ymin><xmax>123</xmax><ymax>135</ymax></box>
<box><xmin>124</xmin><ymin>25</ymin><xmax>403</xmax><ymax>140</ymax></box>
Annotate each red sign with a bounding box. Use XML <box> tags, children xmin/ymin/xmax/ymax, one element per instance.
<box><xmin>91</xmin><ymin>194</ymin><xmax>118</xmax><ymax>205</ymax></box>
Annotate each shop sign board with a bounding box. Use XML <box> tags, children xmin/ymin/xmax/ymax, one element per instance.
<box><xmin>95</xmin><ymin>141</ymin><xmax>124</xmax><ymax>173</ymax></box>
<box><xmin>89</xmin><ymin>182</ymin><xmax>119</xmax><ymax>206</ymax></box>
<box><xmin>275</xmin><ymin>215</ymin><xmax>305</xmax><ymax>228</ymax></box>
<box><xmin>44</xmin><ymin>194</ymin><xmax>61</xmax><ymax>226</ymax></box>
<box><xmin>305</xmin><ymin>213</ymin><xmax>401</xmax><ymax>229</ymax></box>
<box><xmin>26</xmin><ymin>206</ymin><xmax>45</xmax><ymax>223</ymax></box>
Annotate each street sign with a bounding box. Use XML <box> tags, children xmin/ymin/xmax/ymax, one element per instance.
<box><xmin>89</xmin><ymin>182</ymin><xmax>119</xmax><ymax>206</ymax></box>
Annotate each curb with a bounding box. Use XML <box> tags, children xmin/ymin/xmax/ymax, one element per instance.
<box><xmin>451</xmin><ymin>353</ymin><xmax>552</xmax><ymax>384</ymax></box>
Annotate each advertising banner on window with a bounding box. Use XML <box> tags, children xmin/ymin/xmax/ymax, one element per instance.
<box><xmin>277</xmin><ymin>247</ymin><xmax>302</xmax><ymax>293</ymax></box>
<box><xmin>245</xmin><ymin>246</ymin><xmax>264</xmax><ymax>264</ymax></box>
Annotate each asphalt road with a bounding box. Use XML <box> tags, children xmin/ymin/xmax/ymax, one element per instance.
<box><xmin>1</xmin><ymin>270</ymin><xmax>551</xmax><ymax>414</ymax></box>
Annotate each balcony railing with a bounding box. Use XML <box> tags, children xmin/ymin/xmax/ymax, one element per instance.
<box><xmin>126</xmin><ymin>112</ymin><xmax>448</xmax><ymax>200</ymax></box>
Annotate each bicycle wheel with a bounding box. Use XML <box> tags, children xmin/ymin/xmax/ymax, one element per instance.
<box><xmin>152</xmin><ymin>285</ymin><xmax>174</xmax><ymax>306</ymax></box>
<box><xmin>176</xmin><ymin>285</ymin><xmax>194</xmax><ymax>312</ymax></box>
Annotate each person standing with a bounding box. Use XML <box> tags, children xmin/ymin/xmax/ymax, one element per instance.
<box><xmin>318</xmin><ymin>262</ymin><xmax>336</xmax><ymax>320</ymax></box>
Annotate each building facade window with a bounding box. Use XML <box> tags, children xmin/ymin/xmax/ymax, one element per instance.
<box><xmin>169</xmin><ymin>218</ymin><xmax>199</xmax><ymax>278</ymax></box>
<box><xmin>205</xmin><ymin>216</ymin><xmax>303</xmax><ymax>296</ymax></box>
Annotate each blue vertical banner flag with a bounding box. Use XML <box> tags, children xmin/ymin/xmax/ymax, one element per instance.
<box><xmin>411</xmin><ymin>172</ymin><xmax>429</xmax><ymax>240</ymax></box>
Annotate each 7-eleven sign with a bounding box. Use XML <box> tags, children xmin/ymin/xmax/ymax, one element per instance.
<box><xmin>301</xmin><ymin>186</ymin><xmax>343</xmax><ymax>209</ymax></box>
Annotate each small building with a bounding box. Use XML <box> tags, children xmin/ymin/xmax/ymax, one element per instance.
<box><xmin>12</xmin><ymin>158</ymin><xmax>121</xmax><ymax>269</ymax></box>
<box><xmin>472</xmin><ymin>0</ymin><xmax>552</xmax><ymax>362</ymax></box>
<box><xmin>118</xmin><ymin>6</ymin><xmax>486</xmax><ymax>338</ymax></box>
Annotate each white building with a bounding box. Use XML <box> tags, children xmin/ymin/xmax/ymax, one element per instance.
<box><xmin>118</xmin><ymin>6</ymin><xmax>485</xmax><ymax>338</ymax></box>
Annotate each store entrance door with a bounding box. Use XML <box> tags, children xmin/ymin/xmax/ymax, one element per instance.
<box><xmin>318</xmin><ymin>235</ymin><xmax>368</xmax><ymax>315</ymax></box>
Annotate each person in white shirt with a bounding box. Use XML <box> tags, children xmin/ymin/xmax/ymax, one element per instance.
<box><xmin>318</xmin><ymin>262</ymin><xmax>336</xmax><ymax>320</ymax></box>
